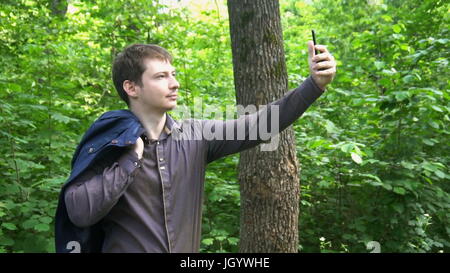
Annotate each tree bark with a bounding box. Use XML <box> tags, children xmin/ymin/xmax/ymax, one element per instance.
<box><xmin>227</xmin><ymin>0</ymin><xmax>299</xmax><ymax>252</ymax></box>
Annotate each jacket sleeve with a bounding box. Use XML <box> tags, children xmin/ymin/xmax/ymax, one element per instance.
<box><xmin>64</xmin><ymin>148</ymin><xmax>142</xmax><ymax>228</ymax></box>
<box><xmin>205</xmin><ymin>76</ymin><xmax>324</xmax><ymax>163</ymax></box>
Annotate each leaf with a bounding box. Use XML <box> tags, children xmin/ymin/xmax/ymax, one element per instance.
<box><xmin>392</xmin><ymin>24</ymin><xmax>402</xmax><ymax>33</ymax></box>
<box><xmin>400</xmin><ymin>161</ymin><xmax>415</xmax><ymax>169</ymax></box>
<box><xmin>422</xmin><ymin>162</ymin><xmax>438</xmax><ymax>172</ymax></box>
<box><xmin>361</xmin><ymin>173</ymin><xmax>382</xmax><ymax>182</ymax></box>
<box><xmin>382</xmin><ymin>68</ymin><xmax>397</xmax><ymax>75</ymax></box>
<box><xmin>0</xmin><ymin>237</ymin><xmax>14</xmax><ymax>246</ymax></box>
<box><xmin>428</xmin><ymin>121</ymin><xmax>439</xmax><ymax>129</ymax></box>
<box><xmin>430</xmin><ymin>105</ymin><xmax>443</xmax><ymax>112</ymax></box>
<box><xmin>309</xmin><ymin>139</ymin><xmax>326</xmax><ymax>149</ymax></box>
<box><xmin>341</xmin><ymin>234</ymin><xmax>353</xmax><ymax>240</ymax></box>
<box><xmin>34</xmin><ymin>223</ymin><xmax>50</xmax><ymax>232</ymax></box>
<box><xmin>393</xmin><ymin>187</ymin><xmax>406</xmax><ymax>195</ymax></box>
<box><xmin>202</xmin><ymin>238</ymin><xmax>214</xmax><ymax>246</ymax></box>
<box><xmin>399</xmin><ymin>43</ymin><xmax>409</xmax><ymax>51</ymax></box>
<box><xmin>318</xmin><ymin>180</ymin><xmax>332</xmax><ymax>188</ymax></box>
<box><xmin>1</xmin><ymin>223</ymin><xmax>17</xmax><ymax>231</ymax></box>
<box><xmin>435</xmin><ymin>170</ymin><xmax>446</xmax><ymax>179</ymax></box>
<box><xmin>367</xmin><ymin>180</ymin><xmax>383</xmax><ymax>187</ymax></box>
<box><xmin>392</xmin><ymin>203</ymin><xmax>404</xmax><ymax>214</ymax></box>
<box><xmin>381</xmin><ymin>15</ymin><xmax>392</xmax><ymax>22</ymax></box>
<box><xmin>435</xmin><ymin>38</ymin><xmax>448</xmax><ymax>44</ymax></box>
<box><xmin>324</xmin><ymin>120</ymin><xmax>339</xmax><ymax>134</ymax></box>
<box><xmin>14</xmin><ymin>159</ymin><xmax>45</xmax><ymax>171</ymax></box>
<box><xmin>394</xmin><ymin>91</ymin><xmax>409</xmax><ymax>101</ymax></box>
<box><xmin>374</xmin><ymin>61</ymin><xmax>385</xmax><ymax>70</ymax></box>
<box><xmin>7</xmin><ymin>83</ymin><xmax>22</xmax><ymax>92</ymax></box>
<box><xmin>227</xmin><ymin>237</ymin><xmax>239</xmax><ymax>245</ymax></box>
<box><xmin>351</xmin><ymin>152</ymin><xmax>362</xmax><ymax>164</ymax></box>
<box><xmin>51</xmin><ymin>112</ymin><xmax>79</xmax><ymax>124</ymax></box>
<box><xmin>402</xmin><ymin>75</ymin><xmax>415</xmax><ymax>83</ymax></box>
<box><xmin>379</xmin><ymin>78</ymin><xmax>392</xmax><ymax>87</ymax></box>
<box><xmin>40</xmin><ymin>216</ymin><xmax>53</xmax><ymax>224</ymax></box>
<box><xmin>22</xmin><ymin>219</ymin><xmax>39</xmax><ymax>229</ymax></box>
<box><xmin>340</xmin><ymin>143</ymin><xmax>354</xmax><ymax>153</ymax></box>
<box><xmin>422</xmin><ymin>139</ymin><xmax>434</xmax><ymax>146</ymax></box>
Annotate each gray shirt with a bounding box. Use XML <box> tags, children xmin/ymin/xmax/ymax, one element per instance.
<box><xmin>64</xmin><ymin>77</ymin><xmax>324</xmax><ymax>252</ymax></box>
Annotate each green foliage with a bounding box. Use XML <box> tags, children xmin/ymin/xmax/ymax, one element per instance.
<box><xmin>0</xmin><ymin>0</ymin><xmax>448</xmax><ymax>253</ymax></box>
<box><xmin>283</xmin><ymin>0</ymin><xmax>449</xmax><ymax>253</ymax></box>
<box><xmin>202</xmin><ymin>155</ymin><xmax>240</xmax><ymax>253</ymax></box>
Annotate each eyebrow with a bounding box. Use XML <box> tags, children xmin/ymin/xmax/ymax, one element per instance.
<box><xmin>153</xmin><ymin>69</ymin><xmax>176</xmax><ymax>75</ymax></box>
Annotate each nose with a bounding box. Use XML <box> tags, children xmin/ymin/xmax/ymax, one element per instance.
<box><xmin>169</xmin><ymin>75</ymin><xmax>180</xmax><ymax>90</ymax></box>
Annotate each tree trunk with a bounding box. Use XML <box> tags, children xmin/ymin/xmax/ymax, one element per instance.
<box><xmin>227</xmin><ymin>0</ymin><xmax>299</xmax><ymax>252</ymax></box>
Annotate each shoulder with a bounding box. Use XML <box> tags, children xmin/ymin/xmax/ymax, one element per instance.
<box><xmin>70</xmin><ymin>109</ymin><xmax>142</xmax><ymax>169</ymax></box>
<box><xmin>97</xmin><ymin>109</ymin><xmax>137</xmax><ymax>121</ymax></box>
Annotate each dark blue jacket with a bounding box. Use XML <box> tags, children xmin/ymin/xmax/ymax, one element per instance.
<box><xmin>54</xmin><ymin>109</ymin><xmax>145</xmax><ymax>253</ymax></box>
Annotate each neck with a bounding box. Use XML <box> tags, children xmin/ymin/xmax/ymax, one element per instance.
<box><xmin>130</xmin><ymin>105</ymin><xmax>167</xmax><ymax>140</ymax></box>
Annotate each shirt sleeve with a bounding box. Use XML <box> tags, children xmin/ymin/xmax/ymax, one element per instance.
<box><xmin>204</xmin><ymin>76</ymin><xmax>324</xmax><ymax>163</ymax></box>
<box><xmin>64</xmin><ymin>148</ymin><xmax>142</xmax><ymax>228</ymax></box>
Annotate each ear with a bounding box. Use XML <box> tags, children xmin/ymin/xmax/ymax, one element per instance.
<box><xmin>123</xmin><ymin>80</ymin><xmax>139</xmax><ymax>99</ymax></box>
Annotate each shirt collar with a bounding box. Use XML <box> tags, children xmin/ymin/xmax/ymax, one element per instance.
<box><xmin>141</xmin><ymin>113</ymin><xmax>181</xmax><ymax>141</ymax></box>
<box><xmin>164</xmin><ymin>113</ymin><xmax>181</xmax><ymax>135</ymax></box>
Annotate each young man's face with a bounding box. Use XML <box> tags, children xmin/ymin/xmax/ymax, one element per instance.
<box><xmin>134</xmin><ymin>58</ymin><xmax>179</xmax><ymax>113</ymax></box>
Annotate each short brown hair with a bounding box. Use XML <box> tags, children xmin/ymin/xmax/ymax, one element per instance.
<box><xmin>112</xmin><ymin>44</ymin><xmax>173</xmax><ymax>106</ymax></box>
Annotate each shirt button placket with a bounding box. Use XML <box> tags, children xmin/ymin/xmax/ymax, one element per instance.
<box><xmin>156</xmin><ymin>140</ymin><xmax>172</xmax><ymax>252</ymax></box>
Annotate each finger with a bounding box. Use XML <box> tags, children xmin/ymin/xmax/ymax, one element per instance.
<box><xmin>314</xmin><ymin>45</ymin><xmax>328</xmax><ymax>54</ymax></box>
<box><xmin>313</xmin><ymin>61</ymin><xmax>334</xmax><ymax>71</ymax></box>
<box><xmin>313</xmin><ymin>53</ymin><xmax>332</xmax><ymax>62</ymax></box>
<box><xmin>315</xmin><ymin>69</ymin><xmax>336</xmax><ymax>76</ymax></box>
<box><xmin>307</xmin><ymin>41</ymin><xmax>315</xmax><ymax>58</ymax></box>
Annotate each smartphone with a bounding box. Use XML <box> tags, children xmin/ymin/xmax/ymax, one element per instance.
<box><xmin>312</xmin><ymin>30</ymin><xmax>319</xmax><ymax>55</ymax></box>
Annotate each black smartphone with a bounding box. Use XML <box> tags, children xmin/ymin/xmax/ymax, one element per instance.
<box><xmin>312</xmin><ymin>30</ymin><xmax>319</xmax><ymax>55</ymax></box>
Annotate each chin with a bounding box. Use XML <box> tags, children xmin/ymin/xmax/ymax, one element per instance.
<box><xmin>166</xmin><ymin>103</ymin><xmax>177</xmax><ymax>111</ymax></box>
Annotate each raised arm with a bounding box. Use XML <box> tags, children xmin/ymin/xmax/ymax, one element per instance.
<box><xmin>205</xmin><ymin>42</ymin><xmax>336</xmax><ymax>163</ymax></box>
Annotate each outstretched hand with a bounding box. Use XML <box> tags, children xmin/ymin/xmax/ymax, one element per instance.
<box><xmin>308</xmin><ymin>41</ymin><xmax>336</xmax><ymax>91</ymax></box>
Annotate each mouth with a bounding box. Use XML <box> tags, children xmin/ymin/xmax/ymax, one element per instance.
<box><xmin>167</xmin><ymin>94</ymin><xmax>178</xmax><ymax>100</ymax></box>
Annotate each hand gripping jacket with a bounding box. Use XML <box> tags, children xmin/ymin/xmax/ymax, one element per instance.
<box><xmin>54</xmin><ymin>109</ymin><xmax>145</xmax><ymax>253</ymax></box>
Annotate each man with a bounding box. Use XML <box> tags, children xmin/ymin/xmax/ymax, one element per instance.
<box><xmin>55</xmin><ymin>42</ymin><xmax>336</xmax><ymax>253</ymax></box>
